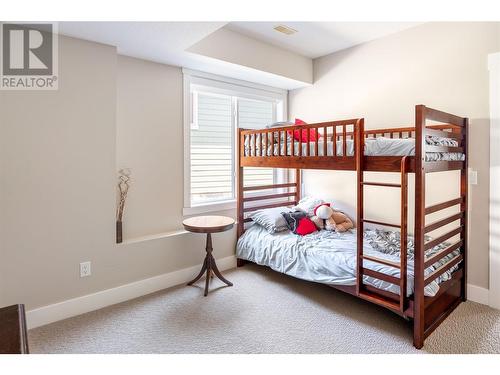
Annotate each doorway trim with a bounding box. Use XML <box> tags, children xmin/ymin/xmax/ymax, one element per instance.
<box><xmin>489</xmin><ymin>52</ymin><xmax>500</xmax><ymax>309</ymax></box>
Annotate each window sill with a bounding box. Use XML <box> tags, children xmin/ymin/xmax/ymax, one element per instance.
<box><xmin>119</xmin><ymin>229</ymin><xmax>188</xmax><ymax>245</ymax></box>
<box><xmin>183</xmin><ymin>200</ymin><xmax>236</xmax><ymax>216</ymax></box>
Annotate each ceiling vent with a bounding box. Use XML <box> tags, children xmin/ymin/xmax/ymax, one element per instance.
<box><xmin>273</xmin><ymin>25</ymin><xmax>297</xmax><ymax>35</ymax></box>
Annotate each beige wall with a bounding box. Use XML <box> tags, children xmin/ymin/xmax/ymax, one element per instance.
<box><xmin>116</xmin><ymin>56</ymin><xmax>184</xmax><ymax>238</ymax></box>
<box><xmin>0</xmin><ymin>36</ymin><xmax>117</xmax><ymax>308</ymax></box>
<box><xmin>0</xmin><ymin>37</ymin><xmax>235</xmax><ymax>310</ymax></box>
<box><xmin>289</xmin><ymin>22</ymin><xmax>499</xmax><ymax>289</ymax></box>
<box><xmin>114</xmin><ymin>54</ymin><xmax>235</xmax><ymax>287</ymax></box>
<box><xmin>188</xmin><ymin>27</ymin><xmax>313</xmax><ymax>84</ymax></box>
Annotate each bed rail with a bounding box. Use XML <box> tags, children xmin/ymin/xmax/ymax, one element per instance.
<box><xmin>344</xmin><ymin>123</ymin><xmax>461</xmax><ymax>140</ymax></box>
<box><xmin>236</xmin><ymin>170</ymin><xmax>301</xmax><ymax>238</ymax></box>
<box><xmin>239</xmin><ymin>119</ymin><xmax>362</xmax><ymax>170</ymax></box>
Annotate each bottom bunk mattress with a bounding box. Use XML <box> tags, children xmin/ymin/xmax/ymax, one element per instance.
<box><xmin>236</xmin><ymin>225</ymin><xmax>461</xmax><ymax>297</ymax></box>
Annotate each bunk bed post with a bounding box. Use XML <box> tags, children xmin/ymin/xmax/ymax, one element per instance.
<box><xmin>461</xmin><ymin>118</ymin><xmax>469</xmax><ymax>301</ymax></box>
<box><xmin>355</xmin><ymin>118</ymin><xmax>365</xmax><ymax>295</ymax></box>
<box><xmin>295</xmin><ymin>169</ymin><xmax>301</xmax><ymax>202</ymax></box>
<box><xmin>237</xmin><ymin>128</ymin><xmax>244</xmax><ymax>239</ymax></box>
<box><xmin>413</xmin><ymin>105</ymin><xmax>426</xmax><ymax>349</ymax></box>
<box><xmin>237</xmin><ymin>128</ymin><xmax>246</xmax><ymax>268</ymax></box>
<box><xmin>400</xmin><ymin>156</ymin><xmax>409</xmax><ymax>311</ymax></box>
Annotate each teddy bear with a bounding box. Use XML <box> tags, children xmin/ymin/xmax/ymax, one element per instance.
<box><xmin>326</xmin><ymin>210</ymin><xmax>354</xmax><ymax>232</ymax></box>
<box><xmin>311</xmin><ymin>203</ymin><xmax>354</xmax><ymax>232</ymax></box>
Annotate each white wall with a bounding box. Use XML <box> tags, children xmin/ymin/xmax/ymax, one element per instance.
<box><xmin>289</xmin><ymin>22</ymin><xmax>499</xmax><ymax>290</ymax></box>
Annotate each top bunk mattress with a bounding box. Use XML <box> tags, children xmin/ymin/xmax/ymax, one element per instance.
<box><xmin>236</xmin><ymin>225</ymin><xmax>461</xmax><ymax>298</ymax></box>
<box><xmin>244</xmin><ymin>136</ymin><xmax>465</xmax><ymax>162</ymax></box>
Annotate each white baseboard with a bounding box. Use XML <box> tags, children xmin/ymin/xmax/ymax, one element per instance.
<box><xmin>26</xmin><ymin>260</ymin><xmax>490</xmax><ymax>330</ymax></box>
<box><xmin>467</xmin><ymin>283</ymin><xmax>489</xmax><ymax>305</ymax></box>
<box><xmin>27</xmin><ymin>255</ymin><xmax>237</xmax><ymax>330</ymax></box>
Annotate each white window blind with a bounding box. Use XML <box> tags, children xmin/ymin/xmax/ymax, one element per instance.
<box><xmin>190</xmin><ymin>95</ymin><xmax>277</xmax><ymax>205</ymax></box>
<box><xmin>238</xmin><ymin>98</ymin><xmax>275</xmax><ymax>188</ymax></box>
<box><xmin>190</xmin><ymin>93</ymin><xmax>233</xmax><ymax>205</ymax></box>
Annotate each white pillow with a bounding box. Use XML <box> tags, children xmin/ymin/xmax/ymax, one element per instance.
<box><xmin>293</xmin><ymin>196</ymin><xmax>324</xmax><ymax>216</ymax></box>
<box><xmin>265</xmin><ymin>121</ymin><xmax>294</xmax><ymax>129</ymax></box>
<box><xmin>249</xmin><ymin>206</ymin><xmax>292</xmax><ymax>233</ymax></box>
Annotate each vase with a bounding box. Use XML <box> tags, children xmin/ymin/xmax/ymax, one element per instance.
<box><xmin>116</xmin><ymin>220</ymin><xmax>123</xmax><ymax>243</ymax></box>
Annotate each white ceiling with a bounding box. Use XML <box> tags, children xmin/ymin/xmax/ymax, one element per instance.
<box><xmin>226</xmin><ymin>22</ymin><xmax>421</xmax><ymax>58</ymax></box>
<box><xmin>58</xmin><ymin>21</ymin><xmax>310</xmax><ymax>89</ymax></box>
<box><xmin>58</xmin><ymin>22</ymin><xmax>421</xmax><ymax>89</ymax></box>
<box><xmin>59</xmin><ymin>22</ymin><xmax>226</xmax><ymax>67</ymax></box>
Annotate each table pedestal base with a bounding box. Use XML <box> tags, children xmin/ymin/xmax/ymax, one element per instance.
<box><xmin>187</xmin><ymin>233</ymin><xmax>233</xmax><ymax>296</ymax></box>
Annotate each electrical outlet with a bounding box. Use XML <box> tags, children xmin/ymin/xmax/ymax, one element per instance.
<box><xmin>469</xmin><ymin>168</ymin><xmax>478</xmax><ymax>185</ymax></box>
<box><xmin>80</xmin><ymin>261</ymin><xmax>91</xmax><ymax>278</ymax></box>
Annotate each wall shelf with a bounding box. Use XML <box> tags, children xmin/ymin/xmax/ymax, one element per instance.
<box><xmin>119</xmin><ymin>229</ymin><xmax>188</xmax><ymax>245</ymax></box>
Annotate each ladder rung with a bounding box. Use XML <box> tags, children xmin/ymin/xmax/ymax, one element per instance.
<box><xmin>362</xmin><ymin>219</ymin><xmax>401</xmax><ymax>228</ymax></box>
<box><xmin>362</xmin><ymin>268</ymin><xmax>400</xmax><ymax>285</ymax></box>
<box><xmin>361</xmin><ymin>182</ymin><xmax>401</xmax><ymax>188</ymax></box>
<box><xmin>362</xmin><ymin>254</ymin><xmax>401</xmax><ymax>269</ymax></box>
<box><xmin>358</xmin><ymin>290</ymin><xmax>401</xmax><ymax>312</ymax></box>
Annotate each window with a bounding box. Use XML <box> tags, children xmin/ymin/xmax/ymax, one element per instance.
<box><xmin>238</xmin><ymin>99</ymin><xmax>275</xmax><ymax>189</ymax></box>
<box><xmin>183</xmin><ymin>70</ymin><xmax>287</xmax><ymax>214</ymax></box>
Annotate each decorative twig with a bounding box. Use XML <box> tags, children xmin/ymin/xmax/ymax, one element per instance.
<box><xmin>116</xmin><ymin>168</ymin><xmax>131</xmax><ymax>222</ymax></box>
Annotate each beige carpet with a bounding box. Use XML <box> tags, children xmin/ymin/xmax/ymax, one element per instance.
<box><xmin>29</xmin><ymin>264</ymin><xmax>500</xmax><ymax>354</ymax></box>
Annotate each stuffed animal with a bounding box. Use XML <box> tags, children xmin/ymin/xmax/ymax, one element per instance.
<box><xmin>294</xmin><ymin>196</ymin><xmax>325</xmax><ymax>216</ymax></box>
<box><xmin>326</xmin><ymin>210</ymin><xmax>354</xmax><ymax>232</ymax></box>
<box><xmin>310</xmin><ymin>203</ymin><xmax>333</xmax><ymax>230</ymax></box>
<box><xmin>314</xmin><ymin>203</ymin><xmax>333</xmax><ymax>220</ymax></box>
<box><xmin>309</xmin><ymin>215</ymin><xmax>324</xmax><ymax>230</ymax></box>
<box><xmin>310</xmin><ymin>202</ymin><xmax>354</xmax><ymax>232</ymax></box>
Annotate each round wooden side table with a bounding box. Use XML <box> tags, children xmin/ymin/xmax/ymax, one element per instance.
<box><xmin>182</xmin><ymin>215</ymin><xmax>235</xmax><ymax>296</ymax></box>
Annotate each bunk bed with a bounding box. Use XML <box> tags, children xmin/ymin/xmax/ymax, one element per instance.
<box><xmin>235</xmin><ymin>105</ymin><xmax>468</xmax><ymax>349</ymax></box>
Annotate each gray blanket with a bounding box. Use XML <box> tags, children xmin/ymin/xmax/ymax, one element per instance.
<box><xmin>237</xmin><ymin>226</ymin><xmax>461</xmax><ymax>297</ymax></box>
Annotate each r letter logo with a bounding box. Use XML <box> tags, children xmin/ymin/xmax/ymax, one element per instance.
<box><xmin>1</xmin><ymin>22</ymin><xmax>58</xmax><ymax>90</ymax></box>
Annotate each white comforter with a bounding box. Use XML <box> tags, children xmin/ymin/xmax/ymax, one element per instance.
<box><xmin>236</xmin><ymin>225</ymin><xmax>460</xmax><ymax>297</ymax></box>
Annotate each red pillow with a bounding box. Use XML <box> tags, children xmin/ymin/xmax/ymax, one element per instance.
<box><xmin>295</xmin><ymin>217</ymin><xmax>318</xmax><ymax>236</ymax></box>
<box><xmin>288</xmin><ymin>118</ymin><xmax>320</xmax><ymax>142</ymax></box>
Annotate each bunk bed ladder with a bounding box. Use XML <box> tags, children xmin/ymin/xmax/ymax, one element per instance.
<box><xmin>356</xmin><ymin>147</ymin><xmax>409</xmax><ymax>313</ymax></box>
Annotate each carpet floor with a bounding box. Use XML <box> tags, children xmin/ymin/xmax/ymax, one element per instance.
<box><xmin>29</xmin><ymin>264</ymin><xmax>500</xmax><ymax>354</ymax></box>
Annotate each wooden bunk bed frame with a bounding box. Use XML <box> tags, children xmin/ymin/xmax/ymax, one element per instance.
<box><xmin>236</xmin><ymin>105</ymin><xmax>468</xmax><ymax>349</ymax></box>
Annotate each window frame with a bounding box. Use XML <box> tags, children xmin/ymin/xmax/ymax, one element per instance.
<box><xmin>183</xmin><ymin>69</ymin><xmax>287</xmax><ymax>215</ymax></box>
